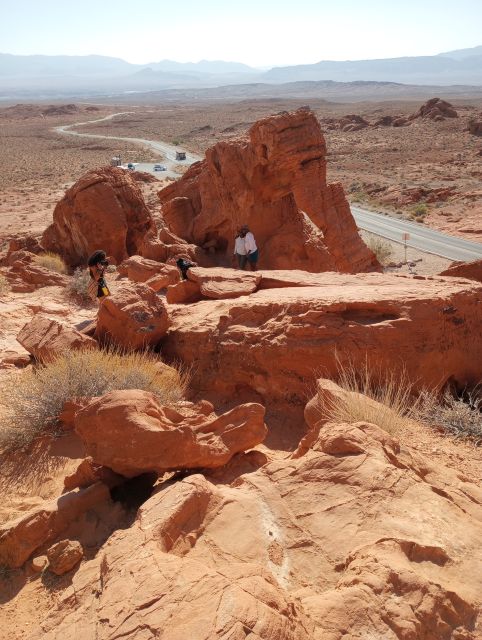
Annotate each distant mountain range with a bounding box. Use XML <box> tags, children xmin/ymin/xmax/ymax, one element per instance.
<box><xmin>0</xmin><ymin>46</ymin><xmax>481</xmax><ymax>100</ymax></box>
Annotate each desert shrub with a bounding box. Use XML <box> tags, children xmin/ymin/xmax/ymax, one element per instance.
<box><xmin>0</xmin><ymin>349</ymin><xmax>188</xmax><ymax>450</ymax></box>
<box><xmin>0</xmin><ymin>273</ymin><xmax>9</xmax><ymax>295</ymax></box>
<box><xmin>366</xmin><ymin>235</ymin><xmax>393</xmax><ymax>265</ymax></box>
<box><xmin>66</xmin><ymin>267</ymin><xmax>92</xmax><ymax>302</ymax></box>
<box><xmin>412</xmin><ymin>203</ymin><xmax>428</xmax><ymax>217</ymax></box>
<box><xmin>323</xmin><ymin>361</ymin><xmax>416</xmax><ymax>435</ymax></box>
<box><xmin>414</xmin><ymin>387</ymin><xmax>482</xmax><ymax>443</ymax></box>
<box><xmin>34</xmin><ymin>252</ymin><xmax>67</xmax><ymax>274</ymax></box>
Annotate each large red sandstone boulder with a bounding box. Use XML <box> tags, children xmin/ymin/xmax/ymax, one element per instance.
<box><xmin>158</xmin><ymin>108</ymin><xmax>380</xmax><ymax>274</ymax></box>
<box><xmin>468</xmin><ymin>119</ymin><xmax>482</xmax><ymax>136</ymax></box>
<box><xmin>163</xmin><ymin>271</ymin><xmax>482</xmax><ymax>408</ymax></box>
<box><xmin>74</xmin><ymin>389</ymin><xmax>267</xmax><ymax>477</ymax></box>
<box><xmin>41</xmin><ymin>167</ymin><xmax>156</xmax><ymax>267</ymax></box>
<box><xmin>17</xmin><ymin>315</ymin><xmax>97</xmax><ymax>361</ymax></box>
<box><xmin>117</xmin><ymin>255</ymin><xmax>180</xmax><ymax>290</ymax></box>
<box><xmin>438</xmin><ymin>258</ymin><xmax>482</xmax><ymax>282</ymax></box>
<box><xmin>94</xmin><ymin>281</ymin><xmax>170</xmax><ymax>350</ymax></box>
<box><xmin>32</xmin><ymin>421</ymin><xmax>482</xmax><ymax>640</ymax></box>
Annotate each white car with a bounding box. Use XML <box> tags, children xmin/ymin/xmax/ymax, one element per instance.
<box><xmin>154</xmin><ymin>164</ymin><xmax>167</xmax><ymax>171</ymax></box>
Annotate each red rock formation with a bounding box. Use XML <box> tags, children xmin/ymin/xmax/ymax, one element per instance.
<box><xmin>188</xmin><ymin>267</ymin><xmax>261</xmax><ymax>299</ymax></box>
<box><xmin>17</xmin><ymin>315</ymin><xmax>97</xmax><ymax>362</ymax></box>
<box><xmin>117</xmin><ymin>255</ymin><xmax>180</xmax><ymax>291</ymax></box>
<box><xmin>467</xmin><ymin>118</ymin><xmax>482</xmax><ymax>136</ymax></box>
<box><xmin>410</xmin><ymin>97</ymin><xmax>458</xmax><ymax>121</ymax></box>
<box><xmin>158</xmin><ymin>108</ymin><xmax>379</xmax><ymax>274</ymax></box>
<box><xmin>438</xmin><ymin>258</ymin><xmax>482</xmax><ymax>282</ymax></box>
<box><xmin>0</xmin><ymin>482</ymin><xmax>110</xmax><ymax>568</ymax></box>
<box><xmin>74</xmin><ymin>389</ymin><xmax>267</xmax><ymax>477</ymax></box>
<box><xmin>31</xmin><ymin>421</ymin><xmax>482</xmax><ymax>639</ymax></box>
<box><xmin>41</xmin><ymin>167</ymin><xmax>156</xmax><ymax>267</ymax></box>
<box><xmin>162</xmin><ymin>271</ymin><xmax>482</xmax><ymax>407</ymax></box>
<box><xmin>94</xmin><ymin>281</ymin><xmax>171</xmax><ymax>350</ymax></box>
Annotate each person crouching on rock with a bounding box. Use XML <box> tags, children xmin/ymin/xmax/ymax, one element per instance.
<box><xmin>240</xmin><ymin>224</ymin><xmax>258</xmax><ymax>271</ymax></box>
<box><xmin>87</xmin><ymin>250</ymin><xmax>111</xmax><ymax>303</ymax></box>
<box><xmin>233</xmin><ymin>227</ymin><xmax>248</xmax><ymax>270</ymax></box>
<box><xmin>176</xmin><ymin>257</ymin><xmax>196</xmax><ymax>280</ymax></box>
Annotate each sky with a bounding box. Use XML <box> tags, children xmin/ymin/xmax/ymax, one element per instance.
<box><xmin>1</xmin><ymin>0</ymin><xmax>481</xmax><ymax>67</ymax></box>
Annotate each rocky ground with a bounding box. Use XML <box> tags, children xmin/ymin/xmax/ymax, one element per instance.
<box><xmin>0</xmin><ymin>106</ymin><xmax>481</xmax><ymax>639</ymax></box>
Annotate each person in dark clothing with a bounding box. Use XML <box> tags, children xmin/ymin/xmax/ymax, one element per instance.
<box><xmin>87</xmin><ymin>250</ymin><xmax>111</xmax><ymax>302</ymax></box>
<box><xmin>176</xmin><ymin>257</ymin><xmax>196</xmax><ymax>280</ymax></box>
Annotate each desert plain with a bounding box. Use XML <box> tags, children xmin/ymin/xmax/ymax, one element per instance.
<box><xmin>0</xmin><ymin>91</ymin><xmax>481</xmax><ymax>639</ymax></box>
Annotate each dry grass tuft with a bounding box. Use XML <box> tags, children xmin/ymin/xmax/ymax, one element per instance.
<box><xmin>323</xmin><ymin>362</ymin><xmax>416</xmax><ymax>435</ymax></box>
<box><xmin>0</xmin><ymin>273</ymin><xmax>9</xmax><ymax>295</ymax></box>
<box><xmin>34</xmin><ymin>252</ymin><xmax>67</xmax><ymax>274</ymax></box>
<box><xmin>366</xmin><ymin>235</ymin><xmax>393</xmax><ymax>265</ymax></box>
<box><xmin>0</xmin><ymin>349</ymin><xmax>188</xmax><ymax>450</ymax></box>
<box><xmin>414</xmin><ymin>387</ymin><xmax>482</xmax><ymax>443</ymax></box>
<box><xmin>65</xmin><ymin>267</ymin><xmax>92</xmax><ymax>303</ymax></box>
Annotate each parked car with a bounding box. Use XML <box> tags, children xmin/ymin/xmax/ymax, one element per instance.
<box><xmin>127</xmin><ymin>162</ymin><xmax>135</xmax><ymax>170</ymax></box>
<box><xmin>154</xmin><ymin>164</ymin><xmax>167</xmax><ymax>171</ymax></box>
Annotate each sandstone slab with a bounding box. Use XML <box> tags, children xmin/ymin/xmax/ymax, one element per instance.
<box><xmin>74</xmin><ymin>389</ymin><xmax>267</xmax><ymax>477</ymax></box>
<box><xmin>439</xmin><ymin>258</ymin><xmax>482</xmax><ymax>282</ymax></box>
<box><xmin>188</xmin><ymin>266</ymin><xmax>261</xmax><ymax>299</ymax></box>
<box><xmin>162</xmin><ymin>272</ymin><xmax>482</xmax><ymax>406</ymax></box>
<box><xmin>117</xmin><ymin>255</ymin><xmax>180</xmax><ymax>290</ymax></box>
<box><xmin>17</xmin><ymin>315</ymin><xmax>97</xmax><ymax>362</ymax></box>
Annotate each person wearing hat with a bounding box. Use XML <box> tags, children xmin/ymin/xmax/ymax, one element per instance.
<box><xmin>241</xmin><ymin>224</ymin><xmax>258</xmax><ymax>271</ymax></box>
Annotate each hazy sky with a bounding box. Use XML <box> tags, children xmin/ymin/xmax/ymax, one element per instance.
<box><xmin>1</xmin><ymin>0</ymin><xmax>481</xmax><ymax>67</ymax></box>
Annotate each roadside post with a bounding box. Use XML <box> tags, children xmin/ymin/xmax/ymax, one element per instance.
<box><xmin>402</xmin><ymin>232</ymin><xmax>410</xmax><ymax>263</ymax></box>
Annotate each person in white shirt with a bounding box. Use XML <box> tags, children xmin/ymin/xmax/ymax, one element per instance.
<box><xmin>233</xmin><ymin>227</ymin><xmax>248</xmax><ymax>270</ymax></box>
<box><xmin>241</xmin><ymin>224</ymin><xmax>258</xmax><ymax>271</ymax></box>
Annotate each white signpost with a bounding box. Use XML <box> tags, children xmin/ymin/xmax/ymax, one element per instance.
<box><xmin>402</xmin><ymin>232</ymin><xmax>410</xmax><ymax>263</ymax></box>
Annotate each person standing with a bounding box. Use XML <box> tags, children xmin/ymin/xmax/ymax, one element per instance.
<box><xmin>233</xmin><ymin>227</ymin><xmax>248</xmax><ymax>270</ymax></box>
<box><xmin>241</xmin><ymin>224</ymin><xmax>258</xmax><ymax>271</ymax></box>
<box><xmin>87</xmin><ymin>250</ymin><xmax>111</xmax><ymax>303</ymax></box>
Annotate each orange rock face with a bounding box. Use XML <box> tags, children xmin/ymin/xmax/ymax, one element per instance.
<box><xmin>32</xmin><ymin>422</ymin><xmax>482</xmax><ymax>640</ymax></box>
<box><xmin>117</xmin><ymin>255</ymin><xmax>180</xmax><ymax>290</ymax></box>
<box><xmin>163</xmin><ymin>271</ymin><xmax>482</xmax><ymax>407</ymax></box>
<box><xmin>439</xmin><ymin>258</ymin><xmax>482</xmax><ymax>282</ymax></box>
<box><xmin>94</xmin><ymin>281</ymin><xmax>171</xmax><ymax>350</ymax></box>
<box><xmin>41</xmin><ymin>167</ymin><xmax>156</xmax><ymax>267</ymax></box>
<box><xmin>17</xmin><ymin>315</ymin><xmax>97</xmax><ymax>361</ymax></box>
<box><xmin>46</xmin><ymin>539</ymin><xmax>83</xmax><ymax>575</ymax></box>
<box><xmin>74</xmin><ymin>389</ymin><xmax>267</xmax><ymax>477</ymax></box>
<box><xmin>158</xmin><ymin>108</ymin><xmax>379</xmax><ymax>274</ymax></box>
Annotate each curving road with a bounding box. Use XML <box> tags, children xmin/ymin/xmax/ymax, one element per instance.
<box><xmin>352</xmin><ymin>206</ymin><xmax>482</xmax><ymax>262</ymax></box>
<box><xmin>56</xmin><ymin>113</ymin><xmax>482</xmax><ymax>262</ymax></box>
<box><xmin>54</xmin><ymin>112</ymin><xmax>202</xmax><ymax>179</ymax></box>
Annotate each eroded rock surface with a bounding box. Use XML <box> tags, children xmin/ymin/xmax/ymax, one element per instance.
<box><xmin>32</xmin><ymin>422</ymin><xmax>482</xmax><ymax>639</ymax></box>
<box><xmin>17</xmin><ymin>315</ymin><xmax>97</xmax><ymax>361</ymax></box>
<box><xmin>163</xmin><ymin>272</ymin><xmax>482</xmax><ymax>405</ymax></box>
<box><xmin>74</xmin><ymin>389</ymin><xmax>267</xmax><ymax>477</ymax></box>
<box><xmin>94</xmin><ymin>281</ymin><xmax>171</xmax><ymax>350</ymax></box>
<box><xmin>158</xmin><ymin>108</ymin><xmax>379</xmax><ymax>274</ymax></box>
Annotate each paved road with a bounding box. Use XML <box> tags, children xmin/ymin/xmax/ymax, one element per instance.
<box><xmin>352</xmin><ymin>206</ymin><xmax>482</xmax><ymax>262</ymax></box>
<box><xmin>56</xmin><ymin>113</ymin><xmax>482</xmax><ymax>262</ymax></box>
<box><xmin>55</xmin><ymin>112</ymin><xmax>202</xmax><ymax>180</ymax></box>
